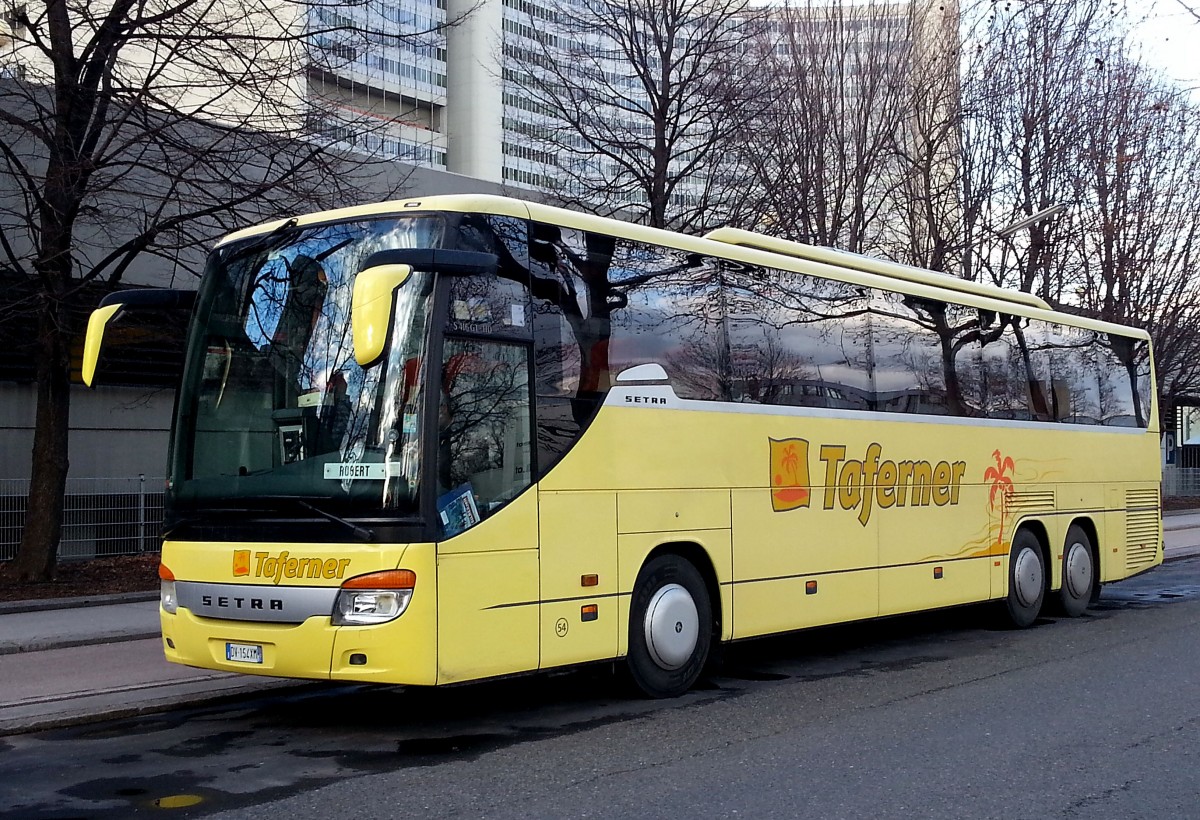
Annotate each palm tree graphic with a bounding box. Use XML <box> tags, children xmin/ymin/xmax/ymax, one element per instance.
<box><xmin>781</xmin><ymin>444</ymin><xmax>799</xmax><ymax>483</ymax></box>
<box><xmin>984</xmin><ymin>450</ymin><xmax>1015</xmax><ymax>548</ymax></box>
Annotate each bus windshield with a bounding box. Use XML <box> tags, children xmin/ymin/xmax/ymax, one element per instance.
<box><xmin>169</xmin><ymin>216</ymin><xmax>443</xmax><ymax>517</ymax></box>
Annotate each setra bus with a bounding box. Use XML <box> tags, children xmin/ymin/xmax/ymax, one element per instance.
<box><xmin>84</xmin><ymin>194</ymin><xmax>1163</xmax><ymax>697</ymax></box>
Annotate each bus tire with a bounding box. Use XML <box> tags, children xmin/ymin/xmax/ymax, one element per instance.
<box><xmin>627</xmin><ymin>555</ymin><xmax>712</xmax><ymax>698</ymax></box>
<box><xmin>1004</xmin><ymin>529</ymin><xmax>1045</xmax><ymax>628</ymax></box>
<box><xmin>1058</xmin><ymin>524</ymin><xmax>1096</xmax><ymax>618</ymax></box>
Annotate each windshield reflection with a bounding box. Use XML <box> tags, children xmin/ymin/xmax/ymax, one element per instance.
<box><xmin>170</xmin><ymin>216</ymin><xmax>442</xmax><ymax>515</ymax></box>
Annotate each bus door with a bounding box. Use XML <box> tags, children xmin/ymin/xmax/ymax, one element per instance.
<box><xmin>434</xmin><ymin>248</ymin><xmax>540</xmax><ymax>684</ymax></box>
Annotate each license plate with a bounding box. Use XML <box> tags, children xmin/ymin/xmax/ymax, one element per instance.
<box><xmin>225</xmin><ymin>642</ymin><xmax>263</xmax><ymax>664</ymax></box>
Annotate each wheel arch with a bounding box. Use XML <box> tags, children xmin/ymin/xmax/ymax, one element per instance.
<box><xmin>1067</xmin><ymin>515</ymin><xmax>1101</xmax><ymax>567</ymax></box>
<box><xmin>639</xmin><ymin>541</ymin><xmax>723</xmax><ymax>641</ymax></box>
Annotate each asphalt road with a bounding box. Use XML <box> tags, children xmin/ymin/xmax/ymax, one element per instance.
<box><xmin>3</xmin><ymin>559</ymin><xmax>1200</xmax><ymax>820</ymax></box>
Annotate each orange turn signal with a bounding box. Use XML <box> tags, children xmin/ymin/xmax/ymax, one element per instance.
<box><xmin>342</xmin><ymin>570</ymin><xmax>416</xmax><ymax>590</ymax></box>
<box><xmin>158</xmin><ymin>563</ymin><xmax>175</xmax><ymax>581</ymax></box>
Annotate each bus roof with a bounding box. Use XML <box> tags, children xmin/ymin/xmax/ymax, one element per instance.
<box><xmin>702</xmin><ymin>226</ymin><xmax>1053</xmax><ymax>311</ymax></box>
<box><xmin>218</xmin><ymin>193</ymin><xmax>1145</xmax><ymax>340</ymax></box>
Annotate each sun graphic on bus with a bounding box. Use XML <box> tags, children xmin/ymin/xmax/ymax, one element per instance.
<box><xmin>770</xmin><ymin>438</ymin><xmax>811</xmax><ymax>512</ymax></box>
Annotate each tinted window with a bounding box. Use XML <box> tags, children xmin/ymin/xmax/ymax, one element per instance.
<box><xmin>725</xmin><ymin>267</ymin><xmax>872</xmax><ymax>409</ymax></box>
<box><xmin>523</xmin><ymin>222</ymin><xmax>1152</xmax><ymax>431</ymax></box>
<box><xmin>1098</xmin><ymin>334</ymin><xmax>1151</xmax><ymax>427</ymax></box>
<box><xmin>872</xmin><ymin>292</ymin><xmax>983</xmax><ymax>416</ymax></box>
<box><xmin>1045</xmin><ymin>323</ymin><xmax>1102</xmax><ymax>424</ymax></box>
<box><xmin>606</xmin><ymin>240</ymin><xmax>727</xmax><ymax>401</ymax></box>
<box><xmin>528</xmin><ymin>224</ymin><xmax>615</xmax><ymax>472</ymax></box>
<box><xmin>437</xmin><ymin>338</ymin><xmax>532</xmax><ymax>534</ymax></box>
<box><xmin>446</xmin><ymin>215</ymin><xmax>531</xmax><ymax>340</ymax></box>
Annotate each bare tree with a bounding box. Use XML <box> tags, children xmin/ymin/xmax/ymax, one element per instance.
<box><xmin>1172</xmin><ymin>0</ymin><xmax>1200</xmax><ymax>22</ymax></box>
<box><xmin>730</xmin><ymin>0</ymin><xmax>919</xmax><ymax>254</ymax></box>
<box><xmin>960</xmin><ymin>0</ymin><xmax>1116</xmax><ymax>295</ymax></box>
<box><xmin>505</xmin><ymin>0</ymin><xmax>772</xmax><ymax>231</ymax></box>
<box><xmin>0</xmin><ymin>0</ymin><xmax>451</xmax><ymax>582</ymax></box>
<box><xmin>1065</xmin><ymin>42</ymin><xmax>1200</xmax><ymax>403</ymax></box>
<box><xmin>889</xmin><ymin>0</ymin><xmax>967</xmax><ymax>272</ymax></box>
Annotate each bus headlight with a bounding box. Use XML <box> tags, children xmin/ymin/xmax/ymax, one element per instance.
<box><xmin>332</xmin><ymin>570</ymin><xmax>415</xmax><ymax>626</ymax></box>
<box><xmin>159</xmin><ymin>563</ymin><xmax>178</xmax><ymax>614</ymax></box>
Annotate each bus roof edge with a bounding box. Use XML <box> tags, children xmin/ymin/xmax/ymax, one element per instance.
<box><xmin>702</xmin><ymin>226</ymin><xmax>1052</xmax><ymax>312</ymax></box>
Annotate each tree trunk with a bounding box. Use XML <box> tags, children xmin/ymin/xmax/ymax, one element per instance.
<box><xmin>8</xmin><ymin>299</ymin><xmax>73</xmax><ymax>582</ymax></box>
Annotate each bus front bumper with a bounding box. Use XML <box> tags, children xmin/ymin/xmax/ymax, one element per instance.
<box><xmin>161</xmin><ymin>604</ymin><xmax>438</xmax><ymax>685</ymax></box>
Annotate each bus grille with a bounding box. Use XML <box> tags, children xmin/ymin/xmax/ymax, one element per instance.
<box><xmin>1125</xmin><ymin>488</ymin><xmax>1160</xmax><ymax>572</ymax></box>
<box><xmin>1006</xmin><ymin>490</ymin><xmax>1055</xmax><ymax>512</ymax></box>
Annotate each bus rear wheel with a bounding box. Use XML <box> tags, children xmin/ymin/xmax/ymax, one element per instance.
<box><xmin>1058</xmin><ymin>525</ymin><xmax>1096</xmax><ymax>618</ymax></box>
<box><xmin>1004</xmin><ymin>529</ymin><xmax>1045</xmax><ymax>628</ymax></box>
<box><xmin>627</xmin><ymin>555</ymin><xmax>712</xmax><ymax>698</ymax></box>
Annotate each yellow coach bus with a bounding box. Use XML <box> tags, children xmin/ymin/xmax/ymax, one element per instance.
<box><xmin>84</xmin><ymin>194</ymin><xmax>1162</xmax><ymax>697</ymax></box>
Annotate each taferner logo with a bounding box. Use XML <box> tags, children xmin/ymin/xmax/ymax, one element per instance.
<box><xmin>770</xmin><ymin>438</ymin><xmax>811</xmax><ymax>512</ymax></box>
<box><xmin>232</xmin><ymin>551</ymin><xmax>352</xmax><ymax>584</ymax></box>
<box><xmin>769</xmin><ymin>439</ymin><xmax>968</xmax><ymax>526</ymax></box>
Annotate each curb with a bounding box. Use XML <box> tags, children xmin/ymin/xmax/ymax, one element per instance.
<box><xmin>0</xmin><ymin>590</ymin><xmax>158</xmax><ymax>616</ymax></box>
<box><xmin>0</xmin><ymin>677</ymin><xmax>318</xmax><ymax>737</ymax></box>
<box><xmin>0</xmin><ymin>630</ymin><xmax>161</xmax><ymax>657</ymax></box>
<box><xmin>1165</xmin><ymin>548</ymin><xmax>1200</xmax><ymax>563</ymax></box>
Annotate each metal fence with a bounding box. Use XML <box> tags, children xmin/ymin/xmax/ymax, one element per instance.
<box><xmin>0</xmin><ymin>468</ymin><xmax>1195</xmax><ymax>564</ymax></box>
<box><xmin>1163</xmin><ymin>468</ymin><xmax>1200</xmax><ymax>498</ymax></box>
<box><xmin>0</xmin><ymin>477</ymin><xmax>164</xmax><ymax>562</ymax></box>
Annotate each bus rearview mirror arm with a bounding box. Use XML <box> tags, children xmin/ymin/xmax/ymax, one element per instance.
<box><xmin>351</xmin><ymin>250</ymin><xmax>498</xmax><ymax>368</ymax></box>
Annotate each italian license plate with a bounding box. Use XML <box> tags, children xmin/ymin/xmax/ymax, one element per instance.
<box><xmin>225</xmin><ymin>642</ymin><xmax>263</xmax><ymax>664</ymax></box>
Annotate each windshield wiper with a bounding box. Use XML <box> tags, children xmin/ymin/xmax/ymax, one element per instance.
<box><xmin>168</xmin><ymin>495</ymin><xmax>377</xmax><ymax>542</ymax></box>
<box><xmin>285</xmin><ymin>497</ymin><xmax>376</xmax><ymax>543</ymax></box>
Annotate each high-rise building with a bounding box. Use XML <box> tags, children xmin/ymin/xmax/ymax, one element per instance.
<box><xmin>306</xmin><ymin>0</ymin><xmax>581</xmax><ymax>190</ymax></box>
<box><xmin>305</xmin><ymin>0</ymin><xmax>958</xmax><ymax>203</ymax></box>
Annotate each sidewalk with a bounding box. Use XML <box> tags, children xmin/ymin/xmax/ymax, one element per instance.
<box><xmin>1</xmin><ymin>510</ymin><xmax>1198</xmax><ymax>736</ymax></box>
<box><xmin>0</xmin><ymin>594</ymin><xmax>307</xmax><ymax>735</ymax></box>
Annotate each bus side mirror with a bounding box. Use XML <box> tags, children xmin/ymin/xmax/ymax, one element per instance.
<box><xmin>352</xmin><ymin>263</ymin><xmax>413</xmax><ymax>368</ymax></box>
<box><xmin>82</xmin><ymin>288</ymin><xmax>196</xmax><ymax>387</ymax></box>
<box><xmin>82</xmin><ymin>303</ymin><xmax>124</xmax><ymax>387</ymax></box>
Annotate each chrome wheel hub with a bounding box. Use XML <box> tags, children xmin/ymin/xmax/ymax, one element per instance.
<box><xmin>1064</xmin><ymin>541</ymin><xmax>1093</xmax><ymax>599</ymax></box>
<box><xmin>1013</xmin><ymin>546</ymin><xmax>1043</xmax><ymax>608</ymax></box>
<box><xmin>644</xmin><ymin>583</ymin><xmax>699</xmax><ymax>670</ymax></box>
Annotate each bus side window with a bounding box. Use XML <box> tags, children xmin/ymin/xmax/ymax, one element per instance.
<box><xmin>437</xmin><ymin>338</ymin><xmax>532</xmax><ymax>531</ymax></box>
<box><xmin>529</xmin><ymin>223</ymin><xmax>610</xmax><ymax>474</ymax></box>
<box><xmin>871</xmin><ymin>291</ymin><xmax>953</xmax><ymax>415</ymax></box>
<box><xmin>1098</xmin><ymin>334</ymin><xmax>1149</xmax><ymax>428</ymax></box>
<box><xmin>605</xmin><ymin>240</ymin><xmax>728</xmax><ymax>402</ymax></box>
<box><xmin>982</xmin><ymin>315</ymin><xmax>1035</xmax><ymax>420</ymax></box>
<box><xmin>724</xmin><ymin>267</ymin><xmax>871</xmax><ymax>410</ymax></box>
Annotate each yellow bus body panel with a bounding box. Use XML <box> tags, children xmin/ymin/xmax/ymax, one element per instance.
<box><xmin>547</xmin><ymin>402</ymin><xmax>1161</xmax><ymax>632</ymax></box>
<box><xmin>160</xmin><ymin>397</ymin><xmax>1161</xmax><ymax>687</ymax></box>
<box><xmin>435</xmin><ymin>489</ymin><xmax>540</xmax><ymax>683</ymax></box>
<box><xmin>538</xmin><ymin>491</ymin><xmax>620</xmax><ymax>670</ymax></box>
<box><xmin>160</xmin><ymin>539</ymin><xmax>437</xmax><ymax>684</ymax></box>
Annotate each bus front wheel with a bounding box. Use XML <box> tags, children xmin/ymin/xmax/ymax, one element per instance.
<box><xmin>1058</xmin><ymin>525</ymin><xmax>1096</xmax><ymax>617</ymax></box>
<box><xmin>1004</xmin><ymin>529</ymin><xmax>1045</xmax><ymax>628</ymax></box>
<box><xmin>627</xmin><ymin>555</ymin><xmax>712</xmax><ymax>698</ymax></box>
